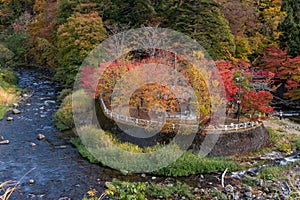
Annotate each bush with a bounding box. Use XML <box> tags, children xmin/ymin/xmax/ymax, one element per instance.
<box><xmin>54</xmin><ymin>89</ymin><xmax>92</xmax><ymax>130</ymax></box>
<box><xmin>295</xmin><ymin>139</ymin><xmax>300</xmax><ymax>150</ymax></box>
<box><xmin>0</xmin><ymin>43</ymin><xmax>14</xmax><ymax>67</ymax></box>
<box><xmin>105</xmin><ymin>179</ymin><xmax>147</xmax><ymax>200</ymax></box>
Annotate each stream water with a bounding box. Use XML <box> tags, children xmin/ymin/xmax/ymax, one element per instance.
<box><xmin>0</xmin><ymin>68</ymin><xmax>114</xmax><ymax>199</ymax></box>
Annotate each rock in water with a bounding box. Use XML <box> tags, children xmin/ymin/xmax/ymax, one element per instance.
<box><xmin>0</xmin><ymin>140</ymin><xmax>10</xmax><ymax>145</ymax></box>
<box><xmin>12</xmin><ymin>109</ymin><xmax>21</xmax><ymax>114</ymax></box>
<box><xmin>7</xmin><ymin>117</ymin><xmax>13</xmax><ymax>121</ymax></box>
<box><xmin>37</xmin><ymin>134</ymin><xmax>45</xmax><ymax>140</ymax></box>
<box><xmin>30</xmin><ymin>142</ymin><xmax>36</xmax><ymax>147</ymax></box>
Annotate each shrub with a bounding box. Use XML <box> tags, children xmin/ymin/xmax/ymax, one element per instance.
<box><xmin>295</xmin><ymin>139</ymin><xmax>300</xmax><ymax>150</ymax></box>
<box><xmin>105</xmin><ymin>179</ymin><xmax>147</xmax><ymax>200</ymax></box>
<box><xmin>0</xmin><ymin>43</ymin><xmax>14</xmax><ymax>67</ymax></box>
<box><xmin>279</xmin><ymin>142</ymin><xmax>292</xmax><ymax>153</ymax></box>
<box><xmin>54</xmin><ymin>89</ymin><xmax>92</xmax><ymax>130</ymax></box>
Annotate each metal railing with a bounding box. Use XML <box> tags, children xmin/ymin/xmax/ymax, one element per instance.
<box><xmin>99</xmin><ymin>97</ymin><xmax>261</xmax><ymax>132</ymax></box>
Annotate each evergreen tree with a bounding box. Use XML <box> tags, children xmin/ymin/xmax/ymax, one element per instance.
<box><xmin>278</xmin><ymin>0</ymin><xmax>300</xmax><ymax>57</ymax></box>
<box><xmin>166</xmin><ymin>0</ymin><xmax>235</xmax><ymax>60</ymax></box>
<box><xmin>102</xmin><ymin>0</ymin><xmax>157</xmax><ymax>27</ymax></box>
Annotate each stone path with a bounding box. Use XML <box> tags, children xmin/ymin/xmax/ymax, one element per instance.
<box><xmin>263</xmin><ymin>117</ymin><xmax>300</xmax><ymax>135</ymax></box>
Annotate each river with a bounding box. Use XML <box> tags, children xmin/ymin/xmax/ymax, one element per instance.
<box><xmin>0</xmin><ymin>68</ymin><xmax>113</xmax><ymax>199</ymax></box>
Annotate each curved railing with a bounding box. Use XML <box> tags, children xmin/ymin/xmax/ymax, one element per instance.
<box><xmin>99</xmin><ymin>97</ymin><xmax>261</xmax><ymax>132</ymax></box>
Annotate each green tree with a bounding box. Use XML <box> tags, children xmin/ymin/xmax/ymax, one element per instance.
<box><xmin>166</xmin><ymin>0</ymin><xmax>236</xmax><ymax>60</ymax></box>
<box><xmin>56</xmin><ymin>12</ymin><xmax>107</xmax><ymax>88</ymax></box>
<box><xmin>4</xmin><ymin>32</ymin><xmax>31</xmax><ymax>65</ymax></box>
<box><xmin>278</xmin><ymin>0</ymin><xmax>300</xmax><ymax>57</ymax></box>
<box><xmin>102</xmin><ymin>0</ymin><xmax>158</xmax><ymax>27</ymax></box>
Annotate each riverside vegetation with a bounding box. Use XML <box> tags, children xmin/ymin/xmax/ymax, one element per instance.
<box><xmin>0</xmin><ymin>68</ymin><xmax>19</xmax><ymax>120</ymax></box>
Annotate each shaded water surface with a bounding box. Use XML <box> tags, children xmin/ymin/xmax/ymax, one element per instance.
<box><xmin>0</xmin><ymin>68</ymin><xmax>111</xmax><ymax>199</ymax></box>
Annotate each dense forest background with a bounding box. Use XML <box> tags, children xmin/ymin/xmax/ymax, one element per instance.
<box><xmin>0</xmin><ymin>0</ymin><xmax>299</xmax><ymax>101</ymax></box>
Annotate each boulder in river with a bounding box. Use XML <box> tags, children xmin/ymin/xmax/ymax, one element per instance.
<box><xmin>0</xmin><ymin>140</ymin><xmax>10</xmax><ymax>145</ymax></box>
<box><xmin>37</xmin><ymin>134</ymin><xmax>45</xmax><ymax>140</ymax></box>
<box><xmin>12</xmin><ymin>109</ymin><xmax>21</xmax><ymax>114</ymax></box>
<box><xmin>30</xmin><ymin>142</ymin><xmax>37</xmax><ymax>147</ymax></box>
<box><xmin>7</xmin><ymin>117</ymin><xmax>13</xmax><ymax>121</ymax></box>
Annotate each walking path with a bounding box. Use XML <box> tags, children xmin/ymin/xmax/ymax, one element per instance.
<box><xmin>263</xmin><ymin>117</ymin><xmax>300</xmax><ymax>135</ymax></box>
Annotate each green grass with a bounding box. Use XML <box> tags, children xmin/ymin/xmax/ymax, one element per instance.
<box><xmin>277</xmin><ymin>127</ymin><xmax>286</xmax><ymax>133</ymax></box>
<box><xmin>0</xmin><ymin>68</ymin><xmax>19</xmax><ymax>120</ymax></box>
<box><xmin>154</xmin><ymin>151</ymin><xmax>241</xmax><ymax>176</ymax></box>
<box><xmin>0</xmin><ymin>106</ymin><xmax>7</xmax><ymax>120</ymax></box>
<box><xmin>97</xmin><ymin>179</ymin><xmax>194</xmax><ymax>200</ymax></box>
<box><xmin>259</xmin><ymin>163</ymin><xmax>298</xmax><ymax>181</ymax></box>
<box><xmin>295</xmin><ymin>139</ymin><xmax>300</xmax><ymax>150</ymax></box>
<box><xmin>148</xmin><ymin>182</ymin><xmax>193</xmax><ymax>199</ymax></box>
<box><xmin>277</xmin><ymin>120</ymin><xmax>288</xmax><ymax>126</ymax></box>
<box><xmin>72</xmin><ymin>125</ymin><xmax>242</xmax><ymax>176</ymax></box>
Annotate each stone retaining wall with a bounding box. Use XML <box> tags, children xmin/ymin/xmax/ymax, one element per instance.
<box><xmin>95</xmin><ymin>100</ymin><xmax>270</xmax><ymax>156</ymax></box>
<box><xmin>192</xmin><ymin>123</ymin><xmax>269</xmax><ymax>156</ymax></box>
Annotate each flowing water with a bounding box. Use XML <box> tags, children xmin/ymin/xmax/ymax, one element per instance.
<box><xmin>0</xmin><ymin>68</ymin><xmax>112</xmax><ymax>199</ymax></box>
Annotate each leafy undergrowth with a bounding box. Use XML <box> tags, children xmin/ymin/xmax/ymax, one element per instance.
<box><xmin>83</xmin><ymin>179</ymin><xmax>194</xmax><ymax>200</ymax></box>
<box><xmin>0</xmin><ymin>68</ymin><xmax>19</xmax><ymax>120</ymax></box>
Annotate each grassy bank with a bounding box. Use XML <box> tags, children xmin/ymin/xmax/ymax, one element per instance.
<box><xmin>71</xmin><ymin>125</ymin><xmax>242</xmax><ymax>176</ymax></box>
<box><xmin>0</xmin><ymin>68</ymin><xmax>19</xmax><ymax>120</ymax></box>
